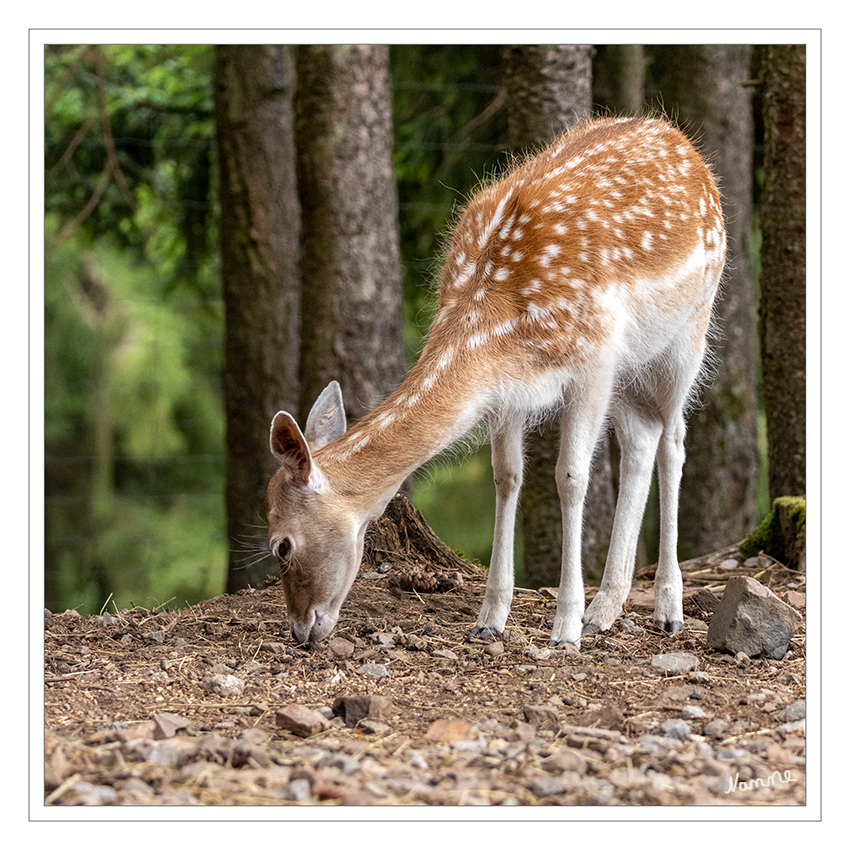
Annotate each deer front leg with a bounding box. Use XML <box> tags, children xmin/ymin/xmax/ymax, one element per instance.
<box><xmin>474</xmin><ymin>419</ymin><xmax>524</xmax><ymax>639</ymax></box>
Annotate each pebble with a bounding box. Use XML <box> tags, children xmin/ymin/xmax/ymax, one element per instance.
<box><xmin>357</xmin><ymin>663</ymin><xmax>390</xmax><ymax>678</ymax></box>
<box><xmin>275</xmin><ymin>704</ymin><xmax>331</xmax><ymax>738</ymax></box>
<box><xmin>650</xmin><ymin>652</ymin><xmax>699</xmax><ymax>675</ymax></box>
<box><xmin>658</xmin><ymin>718</ymin><xmax>691</xmax><ymax>740</ymax></box>
<box><xmin>201</xmin><ymin>673</ymin><xmax>245</xmax><ymax>698</ymax></box>
<box><xmin>704</xmin><ymin>719</ymin><xmax>729</xmax><ymax>739</ymax></box>
<box><xmin>779</xmin><ymin>699</ymin><xmax>806</xmax><ymax>722</ymax></box>
<box><xmin>432</xmin><ymin>649</ymin><xmax>458</xmax><ymax>660</ymax></box>
<box><xmin>681</xmin><ymin>705</ymin><xmax>707</xmax><ymax>720</ymax></box>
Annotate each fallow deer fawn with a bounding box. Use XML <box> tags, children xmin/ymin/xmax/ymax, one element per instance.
<box><xmin>266</xmin><ymin>115</ymin><xmax>726</xmax><ymax>646</ymax></box>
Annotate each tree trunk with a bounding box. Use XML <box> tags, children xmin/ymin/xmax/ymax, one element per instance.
<box><xmin>593</xmin><ymin>44</ymin><xmax>646</xmax><ymax>115</ymax></box>
<box><xmin>758</xmin><ymin>44</ymin><xmax>806</xmax><ymax>501</ymax></box>
<box><xmin>502</xmin><ymin>44</ymin><xmax>616</xmax><ymax>588</ymax></box>
<box><xmin>214</xmin><ymin>45</ymin><xmax>301</xmax><ymax>591</ymax></box>
<box><xmin>294</xmin><ymin>45</ymin><xmax>406</xmax><ymax>425</ymax></box>
<box><xmin>650</xmin><ymin>45</ymin><xmax>760</xmax><ymax>557</ymax></box>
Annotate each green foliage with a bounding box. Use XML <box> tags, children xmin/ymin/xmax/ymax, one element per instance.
<box><xmin>390</xmin><ymin>45</ymin><xmax>507</xmax><ymax>353</ymax></box>
<box><xmin>44</xmin><ymin>45</ymin><xmax>224</xmax><ymax>614</ymax></box>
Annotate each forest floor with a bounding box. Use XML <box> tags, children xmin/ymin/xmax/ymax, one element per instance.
<box><xmin>43</xmin><ymin>525</ymin><xmax>807</xmax><ymax>811</ymax></box>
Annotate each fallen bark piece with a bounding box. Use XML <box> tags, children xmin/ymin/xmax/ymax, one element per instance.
<box><xmin>707</xmin><ymin>576</ymin><xmax>803</xmax><ymax>659</ymax></box>
<box><xmin>276</xmin><ymin>704</ymin><xmax>331</xmax><ymax>738</ymax></box>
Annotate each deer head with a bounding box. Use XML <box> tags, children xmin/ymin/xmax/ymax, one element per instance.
<box><xmin>265</xmin><ymin>381</ymin><xmax>364</xmax><ymax>644</ymax></box>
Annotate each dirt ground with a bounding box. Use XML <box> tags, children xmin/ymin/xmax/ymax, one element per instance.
<box><xmin>43</xmin><ymin>528</ymin><xmax>806</xmax><ymax>810</ymax></box>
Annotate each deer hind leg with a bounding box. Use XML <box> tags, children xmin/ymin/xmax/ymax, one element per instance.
<box><xmin>549</xmin><ymin>367</ymin><xmax>615</xmax><ymax>646</ymax></box>
<box><xmin>652</xmin><ymin>332</ymin><xmax>709</xmax><ymax>632</ymax></box>
<box><xmin>583</xmin><ymin>391</ymin><xmax>662</xmax><ymax>634</ymax></box>
<box><xmin>474</xmin><ymin>417</ymin><xmax>524</xmax><ymax>639</ymax></box>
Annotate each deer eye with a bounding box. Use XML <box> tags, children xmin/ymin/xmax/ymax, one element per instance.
<box><xmin>275</xmin><ymin>538</ymin><xmax>294</xmax><ymax>561</ymax></box>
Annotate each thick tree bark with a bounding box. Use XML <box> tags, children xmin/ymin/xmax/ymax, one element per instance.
<box><xmin>502</xmin><ymin>44</ymin><xmax>616</xmax><ymax>587</ymax></box>
<box><xmin>294</xmin><ymin>45</ymin><xmax>406</xmax><ymax>425</ymax></box>
<box><xmin>758</xmin><ymin>45</ymin><xmax>806</xmax><ymax>501</ymax></box>
<box><xmin>593</xmin><ymin>44</ymin><xmax>646</xmax><ymax>115</ymax></box>
<box><xmin>214</xmin><ymin>45</ymin><xmax>301</xmax><ymax>591</ymax></box>
<box><xmin>650</xmin><ymin>45</ymin><xmax>760</xmax><ymax>557</ymax></box>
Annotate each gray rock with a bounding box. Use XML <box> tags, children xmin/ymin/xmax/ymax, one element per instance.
<box><xmin>681</xmin><ymin>705</ymin><xmax>707</xmax><ymax>720</ymax></box>
<box><xmin>778</xmin><ymin>699</ymin><xmax>806</xmax><ymax>722</ymax></box>
<box><xmin>704</xmin><ymin>719</ymin><xmax>730</xmax><ymax>739</ymax></box>
<box><xmin>707</xmin><ymin>576</ymin><xmax>802</xmax><ymax>659</ymax></box>
<box><xmin>530</xmin><ymin>775</ymin><xmax>571</xmax><ymax>797</ymax></box>
<box><xmin>201</xmin><ymin>673</ymin><xmax>245</xmax><ymax>698</ymax></box>
<box><xmin>650</xmin><ymin>651</ymin><xmax>699</xmax><ymax>675</ymax></box>
<box><xmin>357</xmin><ymin>663</ymin><xmax>390</xmax><ymax>678</ymax></box>
<box><xmin>331</xmin><ymin>694</ymin><xmax>393</xmax><ymax>727</ymax></box>
<box><xmin>658</xmin><ymin>718</ymin><xmax>691</xmax><ymax>740</ymax></box>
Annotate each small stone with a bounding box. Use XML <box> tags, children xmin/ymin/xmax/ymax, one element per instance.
<box><xmin>144</xmin><ymin>629</ymin><xmax>166</xmax><ymax>644</ymax></box>
<box><xmin>61</xmin><ymin>781</ymin><xmax>118</xmax><ymax>806</ymax></box>
<box><xmin>618</xmin><ymin>618</ymin><xmax>641</xmax><ymax>634</ymax></box>
<box><xmin>327</xmin><ymin>637</ymin><xmax>355</xmax><ymax>658</ymax></box>
<box><xmin>358</xmin><ymin>719</ymin><xmax>391</xmax><ymax>735</ymax></box>
<box><xmin>704</xmin><ymin>719</ymin><xmax>729</xmax><ymax>739</ymax></box>
<box><xmin>778</xmin><ymin>699</ymin><xmax>806</xmax><ymax>723</ymax></box>
<box><xmin>484</xmin><ymin>641</ymin><xmax>505</xmax><ymax>656</ymax></box>
<box><xmin>152</xmin><ymin>712</ymin><xmax>190</xmax><ymax>740</ymax></box>
<box><xmin>650</xmin><ymin>651</ymin><xmax>699</xmax><ymax>675</ymax></box>
<box><xmin>531</xmin><ymin>774</ymin><xmax>570</xmax><ymax>797</ymax></box>
<box><xmin>201</xmin><ymin>673</ymin><xmax>245</xmax><ymax>698</ymax></box>
<box><xmin>573</xmin><ymin>704</ymin><xmax>625</xmax><ymax>731</ymax></box>
<box><xmin>276</xmin><ymin>704</ymin><xmax>331</xmax><ymax>738</ymax></box>
<box><xmin>522</xmin><ymin>704</ymin><xmax>560</xmax><ymax>728</ymax></box>
<box><xmin>785</xmin><ymin>590</ymin><xmax>806</xmax><ymax>609</ymax></box>
<box><xmin>425</xmin><ymin>718</ymin><xmax>478</xmax><ymax>744</ymax></box>
<box><xmin>777</xmin><ymin>719</ymin><xmax>806</xmax><ymax>739</ymax></box>
<box><xmin>681</xmin><ymin>705</ymin><xmax>707</xmax><ymax>720</ymax></box>
<box><xmin>357</xmin><ymin>663</ymin><xmax>389</xmax><ymax>678</ymax></box>
<box><xmin>287</xmin><ymin>777</ymin><xmax>313</xmax><ymax>803</ymax></box>
<box><xmin>432</xmin><ymin>648</ymin><xmax>458</xmax><ymax>660</ymax></box>
<box><xmin>331</xmin><ymin>694</ymin><xmax>393</xmax><ymax>728</ymax></box>
<box><xmin>720</xmin><ymin>558</ymin><xmax>739</xmax><ymax>570</ymax></box>
<box><xmin>525</xmin><ymin>644</ymin><xmax>551</xmax><ymax>661</ymax></box>
<box><xmin>658</xmin><ymin>718</ymin><xmax>691</xmax><ymax>740</ymax></box>
<box><xmin>688</xmin><ymin>671</ymin><xmax>710</xmax><ymax>684</ymax></box>
<box><xmin>541</xmin><ymin>748</ymin><xmax>586</xmax><ymax>775</ymax></box>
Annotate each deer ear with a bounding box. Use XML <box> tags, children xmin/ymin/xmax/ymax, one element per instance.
<box><xmin>304</xmin><ymin>380</ymin><xmax>347</xmax><ymax>449</ymax></box>
<box><xmin>270</xmin><ymin>411</ymin><xmax>315</xmax><ymax>489</ymax></box>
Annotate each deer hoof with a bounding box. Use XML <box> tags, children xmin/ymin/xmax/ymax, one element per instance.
<box><xmin>470</xmin><ymin>625</ymin><xmax>502</xmax><ymax>641</ymax></box>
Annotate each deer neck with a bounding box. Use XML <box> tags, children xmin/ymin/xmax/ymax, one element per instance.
<box><xmin>315</xmin><ymin>336</ymin><xmax>487</xmax><ymax>520</ymax></box>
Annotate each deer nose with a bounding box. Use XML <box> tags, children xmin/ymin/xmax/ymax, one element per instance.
<box><xmin>290</xmin><ymin>609</ymin><xmax>323</xmax><ymax>645</ymax></box>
